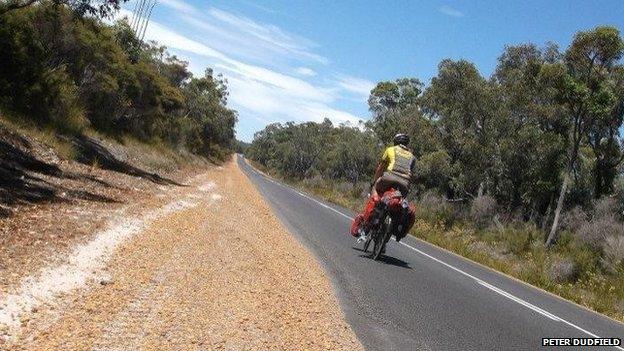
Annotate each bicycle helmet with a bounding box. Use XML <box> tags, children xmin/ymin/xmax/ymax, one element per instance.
<box><xmin>393</xmin><ymin>133</ymin><xmax>410</xmax><ymax>146</ymax></box>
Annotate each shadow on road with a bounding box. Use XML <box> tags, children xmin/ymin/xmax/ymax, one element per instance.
<box><xmin>352</xmin><ymin>247</ymin><xmax>412</xmax><ymax>269</ymax></box>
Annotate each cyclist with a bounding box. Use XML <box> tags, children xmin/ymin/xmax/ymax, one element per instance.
<box><xmin>350</xmin><ymin>133</ymin><xmax>416</xmax><ymax>243</ymax></box>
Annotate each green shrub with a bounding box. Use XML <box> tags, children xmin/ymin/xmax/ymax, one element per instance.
<box><xmin>594</xmin><ymin>197</ymin><xmax>619</xmax><ymax>219</ymax></box>
<box><xmin>43</xmin><ymin>68</ymin><xmax>87</xmax><ymax>134</ymax></box>
<box><xmin>564</xmin><ymin>242</ymin><xmax>601</xmax><ymax>279</ymax></box>
<box><xmin>416</xmin><ymin>190</ymin><xmax>455</xmax><ymax>227</ymax></box>
<box><xmin>0</xmin><ymin>5</ymin><xmax>236</xmax><ymax>159</ymax></box>
<box><xmin>561</xmin><ymin>206</ymin><xmax>588</xmax><ymax>231</ymax></box>
<box><xmin>470</xmin><ymin>195</ymin><xmax>497</xmax><ymax>229</ymax></box>
<box><xmin>302</xmin><ymin>175</ymin><xmax>325</xmax><ymax>189</ymax></box>
<box><xmin>496</xmin><ymin>225</ymin><xmax>535</xmax><ymax>255</ymax></box>
<box><xmin>576</xmin><ymin>214</ymin><xmax>624</xmax><ymax>249</ymax></box>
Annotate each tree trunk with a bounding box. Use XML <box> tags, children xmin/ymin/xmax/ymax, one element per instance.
<box><xmin>541</xmin><ymin>195</ymin><xmax>554</xmax><ymax>233</ymax></box>
<box><xmin>594</xmin><ymin>157</ymin><xmax>605</xmax><ymax>199</ymax></box>
<box><xmin>545</xmin><ymin>173</ymin><xmax>569</xmax><ymax>247</ymax></box>
<box><xmin>477</xmin><ymin>182</ymin><xmax>484</xmax><ymax>198</ymax></box>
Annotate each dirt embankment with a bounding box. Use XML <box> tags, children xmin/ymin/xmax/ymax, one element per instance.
<box><xmin>0</xmin><ymin>124</ymin><xmax>209</xmax><ymax>290</ymax></box>
<box><xmin>1</xmin><ymin>152</ymin><xmax>362</xmax><ymax>350</ymax></box>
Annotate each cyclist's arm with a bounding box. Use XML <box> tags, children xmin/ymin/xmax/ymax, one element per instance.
<box><xmin>372</xmin><ymin>147</ymin><xmax>390</xmax><ymax>185</ymax></box>
<box><xmin>375</xmin><ymin>147</ymin><xmax>391</xmax><ymax>181</ymax></box>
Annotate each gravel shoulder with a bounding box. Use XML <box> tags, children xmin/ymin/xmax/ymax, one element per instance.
<box><xmin>3</xmin><ymin>157</ymin><xmax>362</xmax><ymax>350</ymax></box>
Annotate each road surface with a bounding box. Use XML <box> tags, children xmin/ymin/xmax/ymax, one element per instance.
<box><xmin>239</xmin><ymin>155</ymin><xmax>624</xmax><ymax>351</ymax></box>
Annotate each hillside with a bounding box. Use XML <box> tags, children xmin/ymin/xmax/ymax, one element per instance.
<box><xmin>0</xmin><ymin>118</ymin><xmax>214</xmax><ymax>291</ymax></box>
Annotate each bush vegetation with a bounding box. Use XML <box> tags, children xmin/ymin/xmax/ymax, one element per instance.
<box><xmin>246</xmin><ymin>25</ymin><xmax>624</xmax><ymax>321</ymax></box>
<box><xmin>0</xmin><ymin>1</ymin><xmax>237</xmax><ymax>161</ymax></box>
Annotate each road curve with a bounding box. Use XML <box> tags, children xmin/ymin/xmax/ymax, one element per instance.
<box><xmin>238</xmin><ymin>155</ymin><xmax>624</xmax><ymax>351</ymax></box>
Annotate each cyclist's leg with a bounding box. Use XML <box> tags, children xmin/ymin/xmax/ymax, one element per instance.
<box><xmin>352</xmin><ymin>190</ymin><xmax>380</xmax><ymax>237</ymax></box>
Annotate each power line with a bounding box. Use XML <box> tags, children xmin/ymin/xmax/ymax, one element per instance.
<box><xmin>140</xmin><ymin>0</ymin><xmax>157</xmax><ymax>42</ymax></box>
<box><xmin>130</xmin><ymin>0</ymin><xmax>157</xmax><ymax>43</ymax></box>
<box><xmin>130</xmin><ymin>0</ymin><xmax>141</xmax><ymax>28</ymax></box>
<box><xmin>132</xmin><ymin>0</ymin><xmax>147</xmax><ymax>33</ymax></box>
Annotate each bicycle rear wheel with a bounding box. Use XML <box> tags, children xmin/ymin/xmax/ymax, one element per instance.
<box><xmin>372</xmin><ymin>218</ymin><xmax>391</xmax><ymax>260</ymax></box>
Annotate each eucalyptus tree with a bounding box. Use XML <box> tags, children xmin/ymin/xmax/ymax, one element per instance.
<box><xmin>421</xmin><ymin>59</ymin><xmax>503</xmax><ymax>200</ymax></box>
<box><xmin>0</xmin><ymin>0</ymin><xmax>128</xmax><ymax>17</ymax></box>
<box><xmin>587</xmin><ymin>64</ymin><xmax>624</xmax><ymax>198</ymax></box>
<box><xmin>367</xmin><ymin>78</ymin><xmax>424</xmax><ymax>144</ymax></box>
<box><xmin>545</xmin><ymin>26</ymin><xmax>624</xmax><ymax>246</ymax></box>
<box><xmin>493</xmin><ymin>43</ymin><xmax>567</xmax><ymax>218</ymax></box>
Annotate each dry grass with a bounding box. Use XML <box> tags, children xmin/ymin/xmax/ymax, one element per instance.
<box><xmin>602</xmin><ymin>236</ymin><xmax>624</xmax><ymax>274</ymax></box>
<box><xmin>470</xmin><ymin>195</ymin><xmax>497</xmax><ymax>229</ymax></box>
<box><xmin>547</xmin><ymin>256</ymin><xmax>577</xmax><ymax>283</ymax></box>
<box><xmin>0</xmin><ymin>116</ymin><xmax>76</xmax><ymax>160</ymax></box>
<box><xmin>82</xmin><ymin>131</ymin><xmax>210</xmax><ymax>175</ymax></box>
<box><xmin>1</xmin><ymin>112</ymin><xmax>213</xmax><ymax>177</ymax></box>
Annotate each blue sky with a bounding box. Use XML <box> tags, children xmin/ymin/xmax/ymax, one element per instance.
<box><xmin>118</xmin><ymin>0</ymin><xmax>624</xmax><ymax>141</ymax></box>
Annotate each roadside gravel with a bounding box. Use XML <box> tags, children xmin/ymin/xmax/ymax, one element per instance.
<box><xmin>5</xmin><ymin>158</ymin><xmax>362</xmax><ymax>350</ymax></box>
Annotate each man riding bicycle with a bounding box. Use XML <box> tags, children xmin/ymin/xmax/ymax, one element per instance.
<box><xmin>350</xmin><ymin>133</ymin><xmax>417</xmax><ymax>243</ymax></box>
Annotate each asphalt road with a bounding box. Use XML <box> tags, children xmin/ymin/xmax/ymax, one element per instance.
<box><xmin>238</xmin><ymin>155</ymin><xmax>624</xmax><ymax>351</ymax></box>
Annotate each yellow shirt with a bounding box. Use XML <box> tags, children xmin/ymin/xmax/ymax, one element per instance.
<box><xmin>381</xmin><ymin>145</ymin><xmax>415</xmax><ymax>178</ymax></box>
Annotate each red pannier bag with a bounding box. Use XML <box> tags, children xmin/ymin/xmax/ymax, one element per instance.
<box><xmin>350</xmin><ymin>189</ymin><xmax>415</xmax><ymax>238</ymax></box>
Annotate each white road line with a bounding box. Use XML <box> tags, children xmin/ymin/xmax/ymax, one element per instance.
<box><xmin>245</xmin><ymin>159</ymin><xmax>624</xmax><ymax>349</ymax></box>
<box><xmin>477</xmin><ymin>280</ymin><xmax>562</xmax><ymax>322</ymax></box>
<box><xmin>295</xmin><ymin>192</ymin><xmax>353</xmax><ymax>220</ymax></box>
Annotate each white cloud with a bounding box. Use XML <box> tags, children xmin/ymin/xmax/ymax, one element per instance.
<box><xmin>178</xmin><ymin>15</ymin><xmax>317</xmax><ymax>70</ymax></box>
<box><xmin>116</xmin><ymin>6</ymin><xmax>371</xmax><ymax>141</ymax></box>
<box><xmin>225</xmin><ymin>74</ymin><xmax>360</xmax><ymax>125</ymax></box>
<box><xmin>137</xmin><ymin>21</ymin><xmax>331</xmax><ymax>103</ymax></box>
<box><xmin>335</xmin><ymin>75</ymin><xmax>375</xmax><ymax>97</ymax></box>
<box><xmin>240</xmin><ymin>0</ymin><xmax>277</xmax><ymax>15</ymax></box>
<box><xmin>207</xmin><ymin>8</ymin><xmax>328</xmax><ymax>65</ymax></box>
<box><xmin>142</xmin><ymin>22</ymin><xmax>226</xmax><ymax>60</ymax></box>
<box><xmin>116</xmin><ymin>9</ymin><xmax>361</xmax><ymax>132</ymax></box>
<box><xmin>166</xmin><ymin>8</ymin><xmax>327</xmax><ymax>68</ymax></box>
<box><xmin>159</xmin><ymin>0</ymin><xmax>197</xmax><ymax>14</ymax></box>
<box><xmin>295</xmin><ymin>67</ymin><xmax>317</xmax><ymax>76</ymax></box>
<box><xmin>215</xmin><ymin>61</ymin><xmax>334</xmax><ymax>103</ymax></box>
<box><xmin>438</xmin><ymin>5</ymin><xmax>464</xmax><ymax>18</ymax></box>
